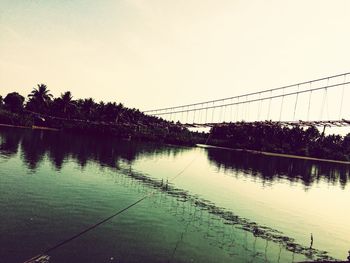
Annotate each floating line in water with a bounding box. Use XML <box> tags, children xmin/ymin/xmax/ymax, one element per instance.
<box><xmin>23</xmin><ymin>136</ymin><xmax>211</xmax><ymax>263</ymax></box>
<box><xmin>23</xmin><ymin>194</ymin><xmax>150</xmax><ymax>263</ymax></box>
<box><xmin>115</xmin><ymin>165</ymin><xmax>337</xmax><ymax>262</ymax></box>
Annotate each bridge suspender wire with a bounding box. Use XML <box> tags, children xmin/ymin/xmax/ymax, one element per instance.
<box><xmin>23</xmin><ymin>132</ymin><xmax>213</xmax><ymax>263</ymax></box>
<box><xmin>223</xmin><ymin>103</ymin><xmax>225</xmax><ymax>122</ymax></box>
<box><xmin>153</xmin><ymin>81</ymin><xmax>350</xmax><ymax>118</ymax></box>
<box><xmin>279</xmin><ymin>88</ymin><xmax>284</xmax><ymax>121</ymax></box>
<box><xmin>245</xmin><ymin>99</ymin><xmax>248</xmax><ymax>121</ymax></box>
<box><xmin>320</xmin><ymin>88</ymin><xmax>327</xmax><ymax>120</ymax></box>
<box><xmin>193</xmin><ymin>109</ymin><xmax>196</xmax><ymax>124</ymax></box>
<box><xmin>307</xmin><ymin>89</ymin><xmax>312</xmax><ymax>121</ymax></box>
<box><xmin>243</xmin><ymin>96</ymin><xmax>247</xmax><ymax>120</ymax></box>
<box><xmin>186</xmin><ymin>107</ymin><xmax>189</xmax><ymax>123</ymax></box>
<box><xmin>247</xmin><ymin>100</ymin><xmax>250</xmax><ymax>122</ymax></box>
<box><xmin>267</xmin><ymin>91</ymin><xmax>272</xmax><ymax>120</ymax></box>
<box><xmin>205</xmin><ymin>106</ymin><xmax>208</xmax><ymax>124</ymax></box>
<box><xmin>200</xmin><ymin>103</ymin><xmax>204</xmax><ymax>124</ymax></box>
<box><xmin>235</xmin><ymin>97</ymin><xmax>239</xmax><ymax>121</ymax></box>
<box><xmin>219</xmin><ymin>104</ymin><xmax>223</xmax><ymax>123</ymax></box>
<box><xmin>211</xmin><ymin>102</ymin><xmax>215</xmax><ymax>123</ymax></box>
<box><xmin>339</xmin><ymin>74</ymin><xmax>346</xmax><ymax>119</ymax></box>
<box><xmin>257</xmin><ymin>93</ymin><xmax>262</xmax><ymax>121</ymax></box>
<box><xmin>320</xmin><ymin>78</ymin><xmax>329</xmax><ymax>120</ymax></box>
<box><xmin>144</xmin><ymin>72</ymin><xmax>350</xmax><ymax>113</ymax></box>
<box><xmin>293</xmin><ymin>85</ymin><xmax>300</xmax><ymax>121</ymax></box>
<box><xmin>244</xmin><ymin>95</ymin><xmax>248</xmax><ymax>120</ymax></box>
<box><xmin>241</xmin><ymin>98</ymin><xmax>244</xmax><ymax>121</ymax></box>
<box><xmin>325</xmin><ymin>89</ymin><xmax>330</xmax><ymax>120</ymax></box>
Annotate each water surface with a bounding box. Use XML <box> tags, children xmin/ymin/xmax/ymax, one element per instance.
<box><xmin>0</xmin><ymin>127</ymin><xmax>349</xmax><ymax>262</ymax></box>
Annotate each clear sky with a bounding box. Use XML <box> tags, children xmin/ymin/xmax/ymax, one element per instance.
<box><xmin>1</xmin><ymin>0</ymin><xmax>350</xmax><ymax>112</ymax></box>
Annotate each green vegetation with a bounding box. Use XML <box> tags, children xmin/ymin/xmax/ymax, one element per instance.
<box><xmin>0</xmin><ymin>84</ymin><xmax>203</xmax><ymax>146</ymax></box>
<box><xmin>210</xmin><ymin>122</ymin><xmax>350</xmax><ymax>161</ymax></box>
<box><xmin>1</xmin><ymin>84</ymin><xmax>350</xmax><ymax>161</ymax></box>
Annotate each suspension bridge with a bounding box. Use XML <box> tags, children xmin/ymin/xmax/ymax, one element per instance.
<box><xmin>144</xmin><ymin>73</ymin><xmax>350</xmax><ymax>128</ymax></box>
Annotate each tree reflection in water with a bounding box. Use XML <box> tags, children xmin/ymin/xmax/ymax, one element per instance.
<box><xmin>206</xmin><ymin>147</ymin><xmax>350</xmax><ymax>189</ymax></box>
<box><xmin>0</xmin><ymin>127</ymin><xmax>349</xmax><ymax>190</ymax></box>
<box><xmin>0</xmin><ymin>127</ymin><xmax>187</xmax><ymax>171</ymax></box>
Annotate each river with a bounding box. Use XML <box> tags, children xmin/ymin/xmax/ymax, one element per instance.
<box><xmin>0</xmin><ymin>127</ymin><xmax>349</xmax><ymax>263</ymax></box>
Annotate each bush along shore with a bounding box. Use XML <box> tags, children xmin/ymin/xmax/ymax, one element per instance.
<box><xmin>0</xmin><ymin>84</ymin><xmax>207</xmax><ymax>146</ymax></box>
<box><xmin>209</xmin><ymin>122</ymin><xmax>350</xmax><ymax>161</ymax></box>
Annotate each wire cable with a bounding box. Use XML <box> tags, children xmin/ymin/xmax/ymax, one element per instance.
<box><xmin>23</xmin><ymin>132</ymin><xmax>212</xmax><ymax>263</ymax></box>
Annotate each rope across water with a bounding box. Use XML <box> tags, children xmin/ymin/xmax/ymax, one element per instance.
<box><xmin>23</xmin><ymin>134</ymin><xmax>212</xmax><ymax>263</ymax></box>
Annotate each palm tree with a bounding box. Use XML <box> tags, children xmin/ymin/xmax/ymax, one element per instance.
<box><xmin>81</xmin><ymin>98</ymin><xmax>95</xmax><ymax>119</ymax></box>
<box><xmin>27</xmin><ymin>84</ymin><xmax>53</xmax><ymax>112</ymax></box>
<box><xmin>60</xmin><ymin>91</ymin><xmax>74</xmax><ymax>114</ymax></box>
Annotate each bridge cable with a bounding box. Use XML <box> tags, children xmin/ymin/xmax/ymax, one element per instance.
<box><xmin>257</xmin><ymin>93</ymin><xmax>262</xmax><ymax>121</ymax></box>
<box><xmin>235</xmin><ymin>97</ymin><xmax>239</xmax><ymax>122</ymax></box>
<box><xmin>186</xmin><ymin>106</ymin><xmax>189</xmax><ymax>123</ymax></box>
<box><xmin>23</xmin><ymin>132</ymin><xmax>212</xmax><ymax>263</ymax></box>
<box><xmin>223</xmin><ymin>105</ymin><xmax>226</xmax><ymax>123</ymax></box>
<box><xmin>325</xmin><ymin>88</ymin><xmax>330</xmax><ymax>120</ymax></box>
<box><xmin>293</xmin><ymin>85</ymin><xmax>300</xmax><ymax>121</ymax></box>
<box><xmin>279</xmin><ymin>89</ymin><xmax>285</xmax><ymax>121</ymax></box>
<box><xmin>219</xmin><ymin>104</ymin><xmax>223</xmax><ymax>123</ymax></box>
<box><xmin>246</xmin><ymin>100</ymin><xmax>250</xmax><ymax>121</ymax></box>
<box><xmin>241</xmin><ymin>98</ymin><xmax>245</xmax><ymax>121</ymax></box>
<box><xmin>205</xmin><ymin>105</ymin><xmax>208</xmax><ymax>124</ymax></box>
<box><xmin>319</xmin><ymin>78</ymin><xmax>329</xmax><ymax>120</ymax></box>
<box><xmin>307</xmin><ymin>88</ymin><xmax>312</xmax><ymax>121</ymax></box>
<box><xmin>193</xmin><ymin>109</ymin><xmax>196</xmax><ymax>124</ymax></box>
<box><xmin>244</xmin><ymin>96</ymin><xmax>248</xmax><ymax>121</ymax></box>
<box><xmin>153</xmin><ymin>81</ymin><xmax>350</xmax><ymax>117</ymax></box>
<box><xmin>267</xmin><ymin>91</ymin><xmax>272</xmax><ymax>120</ymax></box>
<box><xmin>169</xmin><ymin>108</ymin><xmax>173</xmax><ymax>122</ymax></box>
<box><xmin>339</xmin><ymin>74</ymin><xmax>346</xmax><ymax>119</ymax></box>
<box><xmin>145</xmin><ymin>72</ymin><xmax>350</xmax><ymax>113</ymax></box>
<box><xmin>211</xmin><ymin>102</ymin><xmax>215</xmax><ymax>123</ymax></box>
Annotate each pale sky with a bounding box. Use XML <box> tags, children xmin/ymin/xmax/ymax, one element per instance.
<box><xmin>1</xmin><ymin>0</ymin><xmax>350</xmax><ymax>112</ymax></box>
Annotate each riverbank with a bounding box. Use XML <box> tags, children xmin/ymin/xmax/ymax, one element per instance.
<box><xmin>209</xmin><ymin>122</ymin><xmax>350</xmax><ymax>162</ymax></box>
<box><xmin>0</xmin><ymin>123</ymin><xmax>59</xmax><ymax>131</ymax></box>
<box><xmin>0</xmin><ymin>106</ymin><xmax>206</xmax><ymax>146</ymax></box>
<box><xmin>0</xmin><ymin>115</ymin><xmax>206</xmax><ymax>147</ymax></box>
<box><xmin>197</xmin><ymin>144</ymin><xmax>350</xmax><ymax>165</ymax></box>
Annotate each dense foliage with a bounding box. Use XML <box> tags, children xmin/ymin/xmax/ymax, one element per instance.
<box><xmin>210</xmin><ymin>122</ymin><xmax>350</xmax><ymax>161</ymax></box>
<box><xmin>0</xmin><ymin>84</ymin><xmax>203</xmax><ymax>146</ymax></box>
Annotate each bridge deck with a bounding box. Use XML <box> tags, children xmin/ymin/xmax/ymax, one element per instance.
<box><xmin>182</xmin><ymin>119</ymin><xmax>350</xmax><ymax>128</ymax></box>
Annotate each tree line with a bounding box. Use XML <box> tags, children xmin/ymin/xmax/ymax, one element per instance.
<box><xmin>1</xmin><ymin>84</ymin><xmax>155</xmax><ymax>122</ymax></box>
<box><xmin>2</xmin><ymin>84</ymin><xmax>350</xmax><ymax>161</ymax></box>
<box><xmin>209</xmin><ymin>122</ymin><xmax>350</xmax><ymax>161</ymax></box>
<box><xmin>0</xmin><ymin>84</ymin><xmax>205</xmax><ymax>145</ymax></box>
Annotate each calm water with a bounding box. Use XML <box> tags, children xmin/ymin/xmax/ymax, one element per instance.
<box><xmin>0</xmin><ymin>127</ymin><xmax>349</xmax><ymax>263</ymax></box>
